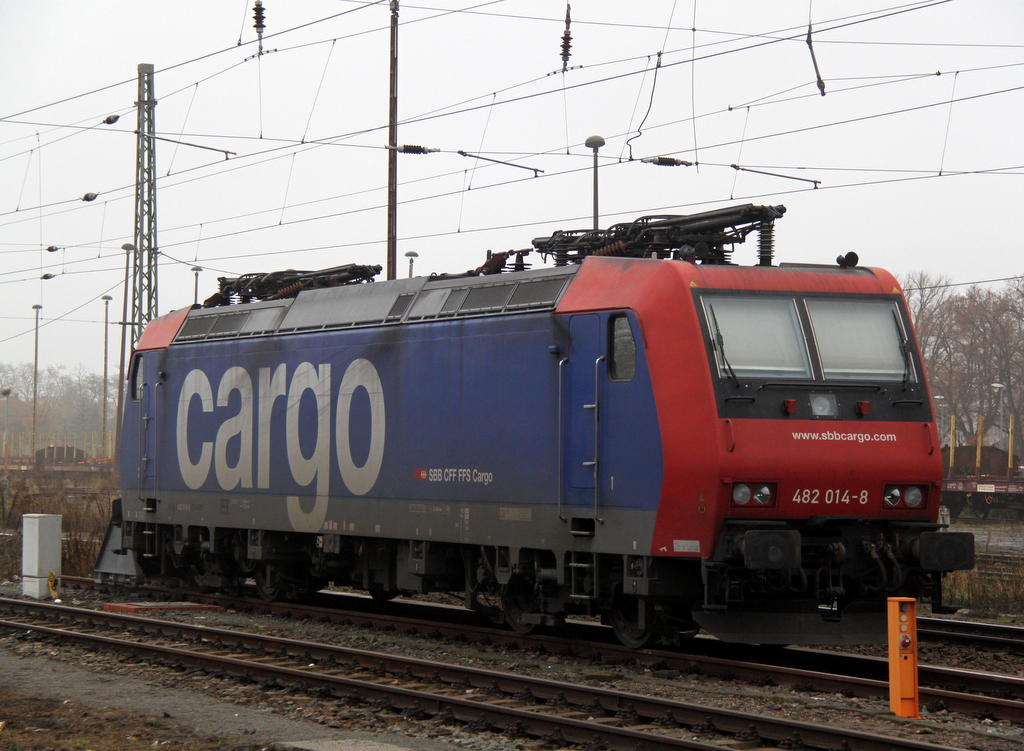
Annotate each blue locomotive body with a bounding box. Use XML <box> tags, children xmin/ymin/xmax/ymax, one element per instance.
<box><xmin>123</xmin><ymin>302</ymin><xmax>662</xmax><ymax>541</ymax></box>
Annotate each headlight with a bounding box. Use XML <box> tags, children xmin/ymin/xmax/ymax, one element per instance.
<box><xmin>882</xmin><ymin>484</ymin><xmax>926</xmax><ymax>509</ymax></box>
<box><xmin>731</xmin><ymin>482</ymin><xmax>777</xmax><ymax>508</ymax></box>
<box><xmin>809</xmin><ymin>393</ymin><xmax>838</xmax><ymax>417</ymax></box>
<box><xmin>732</xmin><ymin>484</ymin><xmax>752</xmax><ymax>505</ymax></box>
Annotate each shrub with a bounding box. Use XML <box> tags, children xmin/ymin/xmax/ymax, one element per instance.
<box><xmin>0</xmin><ymin>468</ymin><xmax>116</xmax><ymax>580</ymax></box>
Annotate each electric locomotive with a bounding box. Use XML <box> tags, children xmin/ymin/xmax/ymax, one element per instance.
<box><xmin>95</xmin><ymin>204</ymin><xmax>974</xmax><ymax>646</ymax></box>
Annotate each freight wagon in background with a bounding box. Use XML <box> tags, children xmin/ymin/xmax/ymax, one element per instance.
<box><xmin>941</xmin><ymin>443</ymin><xmax>1024</xmax><ymax>519</ymax></box>
<box><xmin>95</xmin><ymin>204</ymin><xmax>975</xmax><ymax>647</ymax></box>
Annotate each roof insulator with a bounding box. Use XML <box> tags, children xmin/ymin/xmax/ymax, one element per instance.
<box><xmin>560</xmin><ymin>4</ymin><xmax>572</xmax><ymax>72</ymax></box>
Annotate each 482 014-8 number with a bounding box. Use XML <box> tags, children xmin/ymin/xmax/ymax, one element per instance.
<box><xmin>792</xmin><ymin>488</ymin><xmax>869</xmax><ymax>505</ymax></box>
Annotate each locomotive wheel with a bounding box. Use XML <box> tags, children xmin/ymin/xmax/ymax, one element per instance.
<box><xmin>609</xmin><ymin>591</ymin><xmax>655</xmax><ymax>649</ymax></box>
<box><xmin>255</xmin><ymin>563</ymin><xmax>285</xmax><ymax>601</ymax></box>
<box><xmin>501</xmin><ymin>575</ymin><xmax>538</xmax><ymax>635</ymax></box>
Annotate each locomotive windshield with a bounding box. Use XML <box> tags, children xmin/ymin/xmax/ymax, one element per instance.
<box><xmin>805</xmin><ymin>299</ymin><xmax>912</xmax><ymax>382</ymax></box>
<box><xmin>702</xmin><ymin>294</ymin><xmax>915</xmax><ymax>383</ymax></box>
<box><xmin>704</xmin><ymin>297</ymin><xmax>812</xmax><ymax>379</ymax></box>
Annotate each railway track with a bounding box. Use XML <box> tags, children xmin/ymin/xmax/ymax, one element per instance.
<box><xmin>54</xmin><ymin>577</ymin><xmax>1024</xmax><ymax>723</ymax></box>
<box><xmin>918</xmin><ymin>616</ymin><xmax>1024</xmax><ymax>650</ymax></box>
<box><xmin>0</xmin><ymin>597</ymin><xmax>980</xmax><ymax>751</ymax></box>
<box><xmin>81</xmin><ymin>574</ymin><xmax>1024</xmax><ymax>652</ymax></box>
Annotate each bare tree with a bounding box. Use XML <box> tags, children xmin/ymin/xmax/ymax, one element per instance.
<box><xmin>903</xmin><ymin>273</ymin><xmax>1024</xmax><ymax>456</ymax></box>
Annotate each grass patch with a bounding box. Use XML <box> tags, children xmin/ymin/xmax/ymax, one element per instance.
<box><xmin>943</xmin><ymin>522</ymin><xmax>1024</xmax><ymax>618</ymax></box>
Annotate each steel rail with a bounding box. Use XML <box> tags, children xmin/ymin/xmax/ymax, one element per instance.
<box><xmin>64</xmin><ymin>579</ymin><xmax>1024</xmax><ymax>720</ymax></box>
<box><xmin>0</xmin><ymin>599</ymin><xmax>972</xmax><ymax>751</ymax></box>
<box><xmin>918</xmin><ymin>616</ymin><xmax>1024</xmax><ymax>650</ymax></box>
<box><xmin>78</xmin><ymin>576</ymin><xmax>1024</xmax><ymax>651</ymax></box>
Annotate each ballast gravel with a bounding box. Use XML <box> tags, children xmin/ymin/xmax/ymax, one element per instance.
<box><xmin>1</xmin><ymin>580</ymin><xmax>1023</xmax><ymax>751</ymax></box>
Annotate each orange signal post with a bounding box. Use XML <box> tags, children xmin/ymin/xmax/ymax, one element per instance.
<box><xmin>887</xmin><ymin>597</ymin><xmax>919</xmax><ymax>718</ymax></box>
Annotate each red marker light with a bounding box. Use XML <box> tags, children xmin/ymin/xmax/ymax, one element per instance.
<box><xmin>857</xmin><ymin>401</ymin><xmax>870</xmax><ymax>415</ymax></box>
<box><xmin>783</xmin><ymin>399</ymin><xmax>796</xmax><ymax>414</ymax></box>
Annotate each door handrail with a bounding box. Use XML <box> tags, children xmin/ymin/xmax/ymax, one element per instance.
<box><xmin>591</xmin><ymin>355</ymin><xmax>605</xmax><ymax>523</ymax></box>
<box><xmin>557</xmin><ymin>357</ymin><xmax>568</xmax><ymax>522</ymax></box>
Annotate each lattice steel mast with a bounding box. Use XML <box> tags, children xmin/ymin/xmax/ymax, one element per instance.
<box><xmin>115</xmin><ymin>63</ymin><xmax>158</xmax><ymax>458</ymax></box>
<box><xmin>131</xmin><ymin>62</ymin><xmax>158</xmax><ymax>348</ymax></box>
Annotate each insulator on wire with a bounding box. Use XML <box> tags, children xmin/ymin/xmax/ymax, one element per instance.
<box><xmin>395</xmin><ymin>144</ymin><xmax>439</xmax><ymax>154</ymax></box>
<box><xmin>641</xmin><ymin>157</ymin><xmax>693</xmax><ymax>167</ymax></box>
<box><xmin>253</xmin><ymin>0</ymin><xmax>266</xmax><ymax>55</ymax></box>
<box><xmin>253</xmin><ymin>0</ymin><xmax>266</xmax><ymax>33</ymax></box>
<box><xmin>560</xmin><ymin>4</ymin><xmax>572</xmax><ymax>71</ymax></box>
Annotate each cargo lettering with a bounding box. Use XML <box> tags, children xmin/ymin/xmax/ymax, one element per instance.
<box><xmin>176</xmin><ymin>359</ymin><xmax>385</xmax><ymax>497</ymax></box>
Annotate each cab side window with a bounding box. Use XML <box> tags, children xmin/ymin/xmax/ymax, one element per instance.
<box><xmin>130</xmin><ymin>354</ymin><xmax>144</xmax><ymax>401</ymax></box>
<box><xmin>608</xmin><ymin>314</ymin><xmax>636</xmax><ymax>381</ymax></box>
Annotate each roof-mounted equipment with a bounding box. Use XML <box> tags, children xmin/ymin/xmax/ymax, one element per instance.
<box><xmin>205</xmin><ymin>263</ymin><xmax>382</xmax><ymax>307</ymax></box>
<box><xmin>532</xmin><ymin>204</ymin><xmax>786</xmax><ymax>267</ymax></box>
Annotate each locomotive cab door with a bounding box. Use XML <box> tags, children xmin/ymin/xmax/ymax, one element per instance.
<box><xmin>568</xmin><ymin>315</ymin><xmax>599</xmax><ymax>489</ymax></box>
<box><xmin>131</xmin><ymin>352</ymin><xmax>159</xmax><ymax>507</ymax></box>
<box><xmin>567</xmin><ymin>315</ymin><xmax>603</xmax><ymax>527</ymax></box>
<box><xmin>565</xmin><ymin>312</ymin><xmax>648</xmax><ymax>532</ymax></box>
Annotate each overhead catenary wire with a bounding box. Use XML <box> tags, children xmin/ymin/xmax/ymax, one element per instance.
<box><xmin>165</xmin><ymin>84</ymin><xmax>201</xmax><ymax>176</ymax></box>
<box><xmin>4</xmin><ymin>59</ymin><xmax>1019</xmax><ymax>266</ymax></box>
<box><xmin>1</xmin><ymin>155</ymin><xmax>1019</xmax><ymax>370</ymax></box>
<box><xmin>5</xmin><ymin>67</ymin><xmax>1017</xmax><ymax>243</ymax></box>
<box><xmin>0</xmin><ymin>0</ymin><xmax>1015</xmax><ymax>363</ymax></box>
<box><xmin>729</xmin><ymin>106</ymin><xmax>752</xmax><ymax>199</ymax></box>
<box><xmin>806</xmin><ymin>1</ymin><xmax>827</xmax><ymax>96</ymax></box>
<box><xmin>2</xmin><ymin>73</ymin><xmax>1020</xmax><ymax>277</ymax></box>
<box><xmin>10</xmin><ymin>148</ymin><xmax>1021</xmax><ymax>286</ymax></box>
<box><xmin>1</xmin><ymin>0</ymin><xmax>956</xmax><ymax>158</ymax></box>
<box><xmin>938</xmin><ymin>70</ymin><xmax>960</xmax><ymax>176</ymax></box>
<box><xmin>0</xmin><ymin>0</ymin><xmax>967</xmax><ymax>196</ymax></box>
<box><xmin>689</xmin><ymin>0</ymin><xmax>699</xmax><ymax>169</ymax></box>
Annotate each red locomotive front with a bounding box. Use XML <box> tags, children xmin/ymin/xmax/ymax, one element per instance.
<box><xmin>563</xmin><ymin>253</ymin><xmax>974</xmax><ymax>644</ymax></box>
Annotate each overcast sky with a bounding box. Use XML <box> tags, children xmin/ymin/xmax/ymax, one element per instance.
<box><xmin>1</xmin><ymin>0</ymin><xmax>1022</xmax><ymax>377</ymax></box>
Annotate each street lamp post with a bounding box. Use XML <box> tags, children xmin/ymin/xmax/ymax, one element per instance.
<box><xmin>101</xmin><ymin>295</ymin><xmax>113</xmax><ymax>458</ymax></box>
<box><xmin>31</xmin><ymin>304</ymin><xmax>42</xmax><ymax>458</ymax></box>
<box><xmin>191</xmin><ymin>266</ymin><xmax>203</xmax><ymax>306</ymax></box>
<box><xmin>115</xmin><ymin>243</ymin><xmax>134</xmax><ymax>459</ymax></box>
<box><xmin>584</xmin><ymin>135</ymin><xmax>605</xmax><ymax>231</ymax></box>
<box><xmin>0</xmin><ymin>386</ymin><xmax>7</xmax><ymax>526</ymax></box>
<box><xmin>1</xmin><ymin>387</ymin><xmax>10</xmax><ymax>472</ymax></box>
<box><xmin>404</xmin><ymin>251</ymin><xmax>418</xmax><ymax>278</ymax></box>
